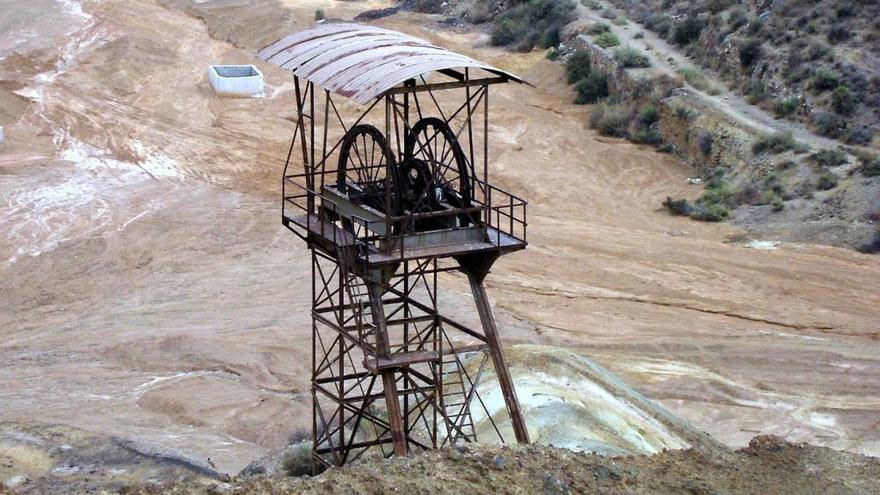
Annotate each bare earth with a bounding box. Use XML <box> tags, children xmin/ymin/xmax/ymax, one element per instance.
<box><xmin>1</xmin><ymin>0</ymin><xmax>879</xmax><ymax>486</ymax></box>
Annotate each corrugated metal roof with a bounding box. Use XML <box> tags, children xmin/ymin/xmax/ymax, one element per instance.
<box><xmin>258</xmin><ymin>23</ymin><xmax>526</xmax><ymax>104</ymax></box>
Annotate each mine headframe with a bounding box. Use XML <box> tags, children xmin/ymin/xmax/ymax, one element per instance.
<box><xmin>261</xmin><ymin>23</ymin><xmax>531</xmax><ymax>469</ymax></box>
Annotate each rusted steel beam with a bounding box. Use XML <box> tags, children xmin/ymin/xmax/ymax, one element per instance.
<box><xmin>465</xmin><ymin>269</ymin><xmax>530</xmax><ymax>445</ymax></box>
<box><xmin>367</xmin><ymin>282</ymin><xmax>408</xmax><ymax>457</ymax></box>
<box><xmin>385</xmin><ymin>76</ymin><xmax>508</xmax><ymax>97</ymax></box>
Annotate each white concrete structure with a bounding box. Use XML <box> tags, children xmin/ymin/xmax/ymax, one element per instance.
<box><xmin>207</xmin><ymin>65</ymin><xmax>264</xmax><ymax>97</ymax></box>
<box><xmin>0</xmin><ymin>125</ymin><xmax>4</xmax><ymax>143</ymax></box>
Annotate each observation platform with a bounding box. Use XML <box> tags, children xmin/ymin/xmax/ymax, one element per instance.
<box><xmin>283</xmin><ymin>213</ymin><xmax>525</xmax><ymax>266</ymax></box>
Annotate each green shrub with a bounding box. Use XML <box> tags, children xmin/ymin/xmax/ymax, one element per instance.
<box><xmin>846</xmin><ymin>126</ymin><xmax>874</xmax><ymax>145</ymax></box>
<box><xmin>639</xmin><ymin>105</ymin><xmax>660</xmax><ymax>125</ymax></box>
<box><xmin>727</xmin><ymin>9</ymin><xmax>748</xmax><ymax>30</ymax></box>
<box><xmin>679</xmin><ymin>68</ymin><xmax>711</xmax><ymax>91</ymax></box>
<box><xmin>746</xmin><ymin>79</ymin><xmax>768</xmax><ymax>104</ymax></box>
<box><xmin>817</xmin><ymin>173</ymin><xmax>838</xmax><ymax>191</ymax></box>
<box><xmin>827</xmin><ymin>25</ymin><xmax>851</xmax><ymax>44</ymax></box>
<box><xmin>674</xmin><ymin>105</ymin><xmax>696</xmax><ymax>120</ymax></box>
<box><xmin>587</xmin><ymin>22</ymin><xmax>611</xmax><ymax>34</ymax></box>
<box><xmin>546</xmin><ymin>47</ymin><xmax>560</xmax><ymax>60</ymax></box>
<box><xmin>692</xmin><ymin>203</ymin><xmax>729</xmax><ymax>221</ymax></box>
<box><xmin>771</xmin><ymin>194</ymin><xmax>785</xmax><ymax>211</ymax></box>
<box><xmin>634</xmin><ymin>31</ymin><xmax>645</xmax><ymax>39</ymax></box>
<box><xmin>662</xmin><ymin>197</ymin><xmax>693</xmax><ymax>216</ymax></box>
<box><xmin>812</xmin><ymin>67</ymin><xmax>840</xmax><ymax>91</ymax></box>
<box><xmin>706</xmin><ymin>0</ymin><xmax>735</xmax><ymax>14</ymax></box>
<box><xmin>565</xmin><ymin>50</ymin><xmax>592</xmax><ymax>83</ymax></box>
<box><xmin>698</xmin><ymin>175</ymin><xmax>734</xmax><ymax>208</ymax></box>
<box><xmin>574</xmin><ymin>70</ymin><xmax>609</xmax><ymax>104</ymax></box>
<box><xmin>672</xmin><ymin>16</ymin><xmax>703</xmax><ymax>45</ymax></box>
<box><xmin>858</xmin><ymin>230</ymin><xmax>880</xmax><ymax>254</ymax></box>
<box><xmin>698</xmin><ymin>132</ymin><xmax>714</xmax><ymax>155</ymax></box>
<box><xmin>411</xmin><ymin>0</ymin><xmax>446</xmax><ymax>13</ymax></box>
<box><xmin>614</xmin><ymin>46</ymin><xmax>651</xmax><ymax>68</ymax></box>
<box><xmin>806</xmin><ymin>41</ymin><xmax>830</xmax><ymax>61</ymax></box>
<box><xmin>645</xmin><ymin>14</ymin><xmax>673</xmax><ymax>37</ymax></box>
<box><xmin>759</xmin><ymin>189</ymin><xmax>778</xmax><ymax>205</ymax></box>
<box><xmin>314</xmin><ymin>9</ymin><xmax>325</xmax><ymax>20</ymax></box>
<box><xmin>738</xmin><ymin>38</ymin><xmax>763</xmax><ymax>67</ymax></box>
<box><xmin>810</xmin><ymin>149</ymin><xmax>848</xmax><ymax>167</ymax></box>
<box><xmin>581</xmin><ymin>0</ymin><xmax>601</xmax><ymax>8</ymax></box>
<box><xmin>859</xmin><ymin>154</ymin><xmax>880</xmax><ymax>177</ymax></box>
<box><xmin>812</xmin><ymin>112</ymin><xmax>843</xmax><ymax>138</ymax></box>
<box><xmin>589</xmin><ymin>102</ymin><xmax>631</xmax><ymax>137</ymax></box>
<box><xmin>282</xmin><ymin>443</ymin><xmax>314</xmax><ymax>477</ymax></box>
<box><xmin>490</xmin><ymin>0</ymin><xmax>577</xmax><ymax>51</ymax></box>
<box><xmin>613</xmin><ymin>15</ymin><xmax>628</xmax><ymax>26</ymax></box>
<box><xmin>593</xmin><ymin>31</ymin><xmax>621</xmax><ymax>48</ymax></box>
<box><xmin>752</xmin><ymin>131</ymin><xmax>798</xmax><ymax>154</ymax></box>
<box><xmin>831</xmin><ymin>85</ymin><xmax>856</xmax><ymax>114</ymax></box>
<box><xmin>632</xmin><ymin>129</ymin><xmax>662</xmax><ymax>145</ymax></box>
<box><xmin>774</xmin><ymin>96</ymin><xmax>799</xmax><ymax>118</ymax></box>
<box><xmin>467</xmin><ymin>1</ymin><xmax>494</xmax><ymax>23</ymax></box>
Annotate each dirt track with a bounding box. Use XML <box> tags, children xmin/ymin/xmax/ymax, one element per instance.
<box><xmin>1</xmin><ymin>0</ymin><xmax>879</xmax><ymax>479</ymax></box>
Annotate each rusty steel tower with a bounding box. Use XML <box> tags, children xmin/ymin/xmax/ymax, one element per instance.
<box><xmin>260</xmin><ymin>23</ymin><xmax>531</xmax><ymax>468</ymax></box>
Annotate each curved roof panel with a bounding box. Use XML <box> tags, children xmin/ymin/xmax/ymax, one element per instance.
<box><xmin>258</xmin><ymin>23</ymin><xmax>526</xmax><ymax>104</ymax></box>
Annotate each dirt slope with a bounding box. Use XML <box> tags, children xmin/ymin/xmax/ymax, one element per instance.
<box><xmin>0</xmin><ymin>0</ymin><xmax>878</xmax><ymax>484</ymax></box>
<box><xmin>135</xmin><ymin>436</ymin><xmax>880</xmax><ymax>495</ymax></box>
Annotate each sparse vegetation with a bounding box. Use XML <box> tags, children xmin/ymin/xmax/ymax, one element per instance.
<box><xmin>738</xmin><ymin>38</ymin><xmax>763</xmax><ymax>67</ymax></box>
<box><xmin>752</xmin><ymin>131</ymin><xmax>800</xmax><ymax>155</ymax></box>
<box><xmin>831</xmin><ymin>85</ymin><xmax>856</xmax><ymax>115</ymax></box>
<box><xmin>490</xmin><ymin>0</ymin><xmax>577</xmax><ymax>51</ymax></box>
<box><xmin>774</xmin><ymin>96</ymin><xmax>799</xmax><ymax>118</ymax></box>
<box><xmin>810</xmin><ymin>149</ymin><xmax>847</xmax><ymax>168</ymax></box>
<box><xmin>593</xmin><ymin>31</ymin><xmax>621</xmax><ymax>48</ymax></box>
<box><xmin>282</xmin><ymin>442</ymin><xmax>314</xmax><ymax>477</ymax></box>
<box><xmin>602</xmin><ymin>0</ymin><xmax>880</xmax><ymax>145</ymax></box>
<box><xmin>859</xmin><ymin>230</ymin><xmax>880</xmax><ymax>254</ymax></box>
<box><xmin>662</xmin><ymin>197</ymin><xmax>693</xmax><ymax>216</ymax></box>
<box><xmin>827</xmin><ymin>25</ymin><xmax>851</xmax><ymax>44</ymax></box>
<box><xmin>672</xmin><ymin>16</ymin><xmax>703</xmax><ymax>46</ymax></box>
<box><xmin>698</xmin><ymin>132</ymin><xmax>713</xmax><ymax>156</ymax></box>
<box><xmin>859</xmin><ymin>153</ymin><xmax>880</xmax><ymax>177</ymax></box>
<box><xmin>614</xmin><ymin>46</ymin><xmax>651</xmax><ymax>68</ymax></box>
<box><xmin>817</xmin><ymin>172</ymin><xmax>838</xmax><ymax>190</ymax></box>
<box><xmin>812</xmin><ymin>112</ymin><xmax>843</xmax><ymax>138</ymax></box>
<box><xmin>411</xmin><ymin>0</ymin><xmax>445</xmax><ymax>13</ymax></box>
<box><xmin>565</xmin><ymin>50</ymin><xmax>592</xmax><ymax>83</ymax></box>
<box><xmin>771</xmin><ymin>194</ymin><xmax>785</xmax><ymax>211</ymax></box>
<box><xmin>587</xmin><ymin>22</ymin><xmax>611</xmax><ymax>35</ymax></box>
<box><xmin>589</xmin><ymin>102</ymin><xmax>631</xmax><ymax>137</ymax></box>
<box><xmin>679</xmin><ymin>68</ymin><xmax>716</xmax><ymax>93</ymax></box>
<box><xmin>663</xmin><ymin>173</ymin><xmax>734</xmax><ymax>222</ymax></box>
<box><xmin>574</xmin><ymin>70</ymin><xmax>609</xmax><ymax>104</ymax></box>
<box><xmin>314</xmin><ymin>9</ymin><xmax>325</xmax><ymax>21</ymax></box>
<box><xmin>812</xmin><ymin>67</ymin><xmax>840</xmax><ymax>91</ymax></box>
<box><xmin>639</xmin><ymin>105</ymin><xmax>660</xmax><ymax>125</ymax></box>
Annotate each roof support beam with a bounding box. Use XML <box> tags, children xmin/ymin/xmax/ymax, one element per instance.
<box><xmin>385</xmin><ymin>76</ymin><xmax>508</xmax><ymax>97</ymax></box>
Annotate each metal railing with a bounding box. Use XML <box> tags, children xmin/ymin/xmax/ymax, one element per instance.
<box><xmin>283</xmin><ymin>170</ymin><xmax>527</xmax><ymax>263</ymax></box>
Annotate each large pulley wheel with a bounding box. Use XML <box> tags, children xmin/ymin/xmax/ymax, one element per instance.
<box><xmin>402</xmin><ymin>117</ymin><xmax>472</xmax><ymax>207</ymax></box>
<box><xmin>336</xmin><ymin>124</ymin><xmax>401</xmax><ymax>215</ymax></box>
<box><xmin>402</xmin><ymin>117</ymin><xmax>472</xmax><ymax>226</ymax></box>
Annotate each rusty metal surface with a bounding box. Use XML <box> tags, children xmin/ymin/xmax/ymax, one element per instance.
<box><xmin>259</xmin><ymin>23</ymin><xmax>526</xmax><ymax>103</ymax></box>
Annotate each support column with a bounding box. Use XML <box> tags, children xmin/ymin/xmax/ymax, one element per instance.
<box><xmin>466</xmin><ymin>270</ymin><xmax>530</xmax><ymax>444</ymax></box>
<box><xmin>366</xmin><ymin>281</ymin><xmax>408</xmax><ymax>457</ymax></box>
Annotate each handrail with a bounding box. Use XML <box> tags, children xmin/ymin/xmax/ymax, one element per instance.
<box><xmin>282</xmin><ymin>168</ymin><xmax>528</xmax><ymax>261</ymax></box>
